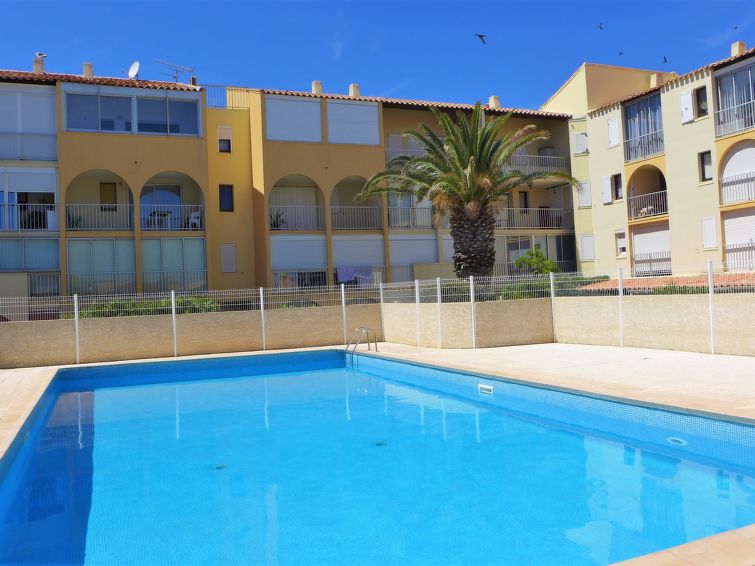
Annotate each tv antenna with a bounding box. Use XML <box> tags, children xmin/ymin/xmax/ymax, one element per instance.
<box><xmin>154</xmin><ymin>59</ymin><xmax>195</xmax><ymax>83</ymax></box>
<box><xmin>127</xmin><ymin>61</ymin><xmax>140</xmax><ymax>80</ymax></box>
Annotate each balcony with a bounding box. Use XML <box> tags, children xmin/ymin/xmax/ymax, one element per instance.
<box><xmin>269</xmin><ymin>205</ymin><xmax>323</xmax><ymax>230</ymax></box>
<box><xmin>384</xmin><ymin>148</ymin><xmax>426</xmax><ymax>163</ymax></box>
<box><xmin>495</xmin><ymin>208</ymin><xmax>574</xmax><ymax>229</ymax></box>
<box><xmin>65</xmin><ymin>204</ymin><xmax>134</xmax><ymax>231</ymax></box>
<box><xmin>0</xmin><ymin>204</ymin><xmax>58</xmax><ymax>231</ymax></box>
<box><xmin>628</xmin><ymin>190</ymin><xmax>668</xmax><ymax>221</ymax></box>
<box><xmin>631</xmin><ymin>251</ymin><xmax>672</xmax><ymax>277</ymax></box>
<box><xmin>507</xmin><ymin>154</ymin><xmax>570</xmax><ymax>175</ymax></box>
<box><xmin>388</xmin><ymin>207</ymin><xmax>434</xmax><ymax>229</ymax></box>
<box><xmin>140</xmin><ymin>204</ymin><xmax>204</xmax><ymax>231</ymax></box>
<box><xmin>67</xmin><ymin>272</ymin><xmax>136</xmax><ymax>295</ymax></box>
<box><xmin>331</xmin><ymin>206</ymin><xmax>382</xmax><ymax>230</ymax></box>
<box><xmin>724</xmin><ymin>242</ymin><xmax>755</xmax><ymax>272</ymax></box>
<box><xmin>715</xmin><ymin>100</ymin><xmax>755</xmax><ymax>137</ymax></box>
<box><xmin>0</xmin><ymin>133</ymin><xmax>57</xmax><ymax>161</ymax></box>
<box><xmin>143</xmin><ymin>270</ymin><xmax>208</xmax><ymax>292</ymax></box>
<box><xmin>624</xmin><ymin>131</ymin><xmax>664</xmax><ymax>162</ymax></box>
<box><xmin>272</xmin><ymin>269</ymin><xmax>328</xmax><ymax>288</ymax></box>
<box><xmin>719</xmin><ymin>172</ymin><xmax>755</xmax><ymax>206</ymax></box>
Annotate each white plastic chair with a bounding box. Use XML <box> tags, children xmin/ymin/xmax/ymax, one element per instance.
<box><xmin>188</xmin><ymin>211</ymin><xmax>202</xmax><ymax>230</ymax></box>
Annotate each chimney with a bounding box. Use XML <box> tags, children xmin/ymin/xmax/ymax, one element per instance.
<box><xmin>731</xmin><ymin>41</ymin><xmax>747</xmax><ymax>57</ymax></box>
<box><xmin>488</xmin><ymin>95</ymin><xmax>501</xmax><ymax>109</ymax></box>
<box><xmin>348</xmin><ymin>82</ymin><xmax>360</xmax><ymax>97</ymax></box>
<box><xmin>649</xmin><ymin>72</ymin><xmax>665</xmax><ymax>88</ymax></box>
<box><xmin>33</xmin><ymin>56</ymin><xmax>45</xmax><ymax>75</ymax></box>
<box><xmin>83</xmin><ymin>62</ymin><xmax>93</xmax><ymax>79</ymax></box>
<box><xmin>311</xmin><ymin>80</ymin><xmax>323</xmax><ymax>95</ymax></box>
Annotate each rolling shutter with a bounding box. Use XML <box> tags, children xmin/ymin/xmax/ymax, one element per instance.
<box><xmin>723</xmin><ymin>210</ymin><xmax>755</xmax><ymax>245</ymax></box>
<box><xmin>680</xmin><ymin>91</ymin><xmax>694</xmax><ymax>124</ymax></box>
<box><xmin>632</xmin><ymin>223</ymin><xmax>671</xmax><ymax>254</ymax></box>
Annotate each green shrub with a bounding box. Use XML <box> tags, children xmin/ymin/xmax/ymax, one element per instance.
<box><xmin>73</xmin><ymin>296</ymin><xmax>220</xmax><ymax>318</ymax></box>
<box><xmin>651</xmin><ymin>284</ymin><xmax>708</xmax><ymax>295</ymax></box>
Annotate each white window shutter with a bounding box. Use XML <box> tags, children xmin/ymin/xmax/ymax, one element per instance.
<box><xmin>601</xmin><ymin>176</ymin><xmax>612</xmax><ymax>204</ymax></box>
<box><xmin>701</xmin><ymin>217</ymin><xmax>717</xmax><ymax>249</ymax></box>
<box><xmin>220</xmin><ymin>243</ymin><xmax>237</xmax><ymax>273</ymax></box>
<box><xmin>217</xmin><ymin>125</ymin><xmax>231</xmax><ymax>140</ymax></box>
<box><xmin>573</xmin><ymin>132</ymin><xmax>588</xmax><ymax>154</ymax></box>
<box><xmin>577</xmin><ymin>181</ymin><xmax>592</xmax><ymax>207</ymax></box>
<box><xmin>680</xmin><ymin>91</ymin><xmax>694</xmax><ymax>123</ymax></box>
<box><xmin>580</xmin><ymin>235</ymin><xmax>595</xmax><ymax>261</ymax></box>
<box><xmin>607</xmin><ymin>118</ymin><xmax>618</xmax><ymax>146</ymax></box>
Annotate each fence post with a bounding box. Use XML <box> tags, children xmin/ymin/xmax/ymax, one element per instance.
<box><xmin>73</xmin><ymin>293</ymin><xmax>80</xmax><ymax>364</ymax></box>
<box><xmin>378</xmin><ymin>282</ymin><xmax>385</xmax><ymax>342</ymax></box>
<box><xmin>707</xmin><ymin>260</ymin><xmax>715</xmax><ymax>354</ymax></box>
<box><xmin>171</xmin><ymin>290</ymin><xmax>177</xmax><ymax>357</ymax></box>
<box><xmin>617</xmin><ymin>268</ymin><xmax>624</xmax><ymax>347</ymax></box>
<box><xmin>259</xmin><ymin>287</ymin><xmax>266</xmax><ymax>351</ymax></box>
<box><xmin>436</xmin><ymin>277</ymin><xmax>442</xmax><ymax>348</ymax></box>
<box><xmin>469</xmin><ymin>275</ymin><xmax>477</xmax><ymax>349</ymax></box>
<box><xmin>341</xmin><ymin>283</ymin><xmax>347</xmax><ymax>346</ymax></box>
<box><xmin>549</xmin><ymin>272</ymin><xmax>556</xmax><ymax>343</ymax></box>
<box><xmin>415</xmin><ymin>279</ymin><xmax>421</xmax><ymax>347</ymax></box>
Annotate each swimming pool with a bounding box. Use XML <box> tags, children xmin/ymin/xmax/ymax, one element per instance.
<box><xmin>1</xmin><ymin>350</ymin><xmax>754</xmax><ymax>565</ymax></box>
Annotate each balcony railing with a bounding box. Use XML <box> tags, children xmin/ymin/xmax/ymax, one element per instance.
<box><xmin>201</xmin><ymin>84</ymin><xmax>250</xmax><ymax>109</ymax></box>
<box><xmin>719</xmin><ymin>172</ymin><xmax>755</xmax><ymax>206</ymax></box>
<box><xmin>331</xmin><ymin>206</ymin><xmax>382</xmax><ymax>230</ymax></box>
<box><xmin>67</xmin><ymin>272</ymin><xmax>136</xmax><ymax>295</ymax></box>
<box><xmin>0</xmin><ymin>204</ymin><xmax>58</xmax><ymax>231</ymax></box>
<box><xmin>66</xmin><ymin>204</ymin><xmax>133</xmax><ymax>231</ymax></box>
<box><xmin>334</xmin><ymin>265</ymin><xmax>386</xmax><ymax>286</ymax></box>
<box><xmin>388</xmin><ymin>207</ymin><xmax>434</xmax><ymax>229</ymax></box>
<box><xmin>28</xmin><ymin>272</ymin><xmax>61</xmax><ymax>297</ymax></box>
<box><xmin>724</xmin><ymin>242</ymin><xmax>755</xmax><ymax>272</ymax></box>
<box><xmin>272</xmin><ymin>269</ymin><xmax>328</xmax><ymax>288</ymax></box>
<box><xmin>494</xmin><ymin>208</ymin><xmax>574</xmax><ymax>229</ymax></box>
<box><xmin>0</xmin><ymin>133</ymin><xmax>57</xmax><ymax>161</ymax></box>
<box><xmin>631</xmin><ymin>252</ymin><xmax>672</xmax><ymax>277</ymax></box>
<box><xmin>143</xmin><ymin>270</ymin><xmax>208</xmax><ymax>292</ymax></box>
<box><xmin>624</xmin><ymin>131</ymin><xmax>664</xmax><ymax>162</ymax></box>
<box><xmin>507</xmin><ymin>154</ymin><xmax>570</xmax><ymax>175</ymax></box>
<box><xmin>269</xmin><ymin>205</ymin><xmax>323</xmax><ymax>230</ymax></box>
<box><xmin>140</xmin><ymin>204</ymin><xmax>204</xmax><ymax>231</ymax></box>
<box><xmin>628</xmin><ymin>190</ymin><xmax>668</xmax><ymax>220</ymax></box>
<box><xmin>715</xmin><ymin>100</ymin><xmax>755</xmax><ymax>137</ymax></box>
<box><xmin>384</xmin><ymin>148</ymin><xmax>426</xmax><ymax>162</ymax></box>
<box><xmin>390</xmin><ymin>265</ymin><xmax>415</xmax><ymax>282</ymax></box>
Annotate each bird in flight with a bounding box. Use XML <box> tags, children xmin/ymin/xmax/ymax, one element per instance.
<box><xmin>662</xmin><ymin>56</ymin><xmax>668</xmax><ymax>64</ymax></box>
<box><xmin>475</xmin><ymin>33</ymin><xmax>487</xmax><ymax>45</ymax></box>
<box><xmin>598</xmin><ymin>23</ymin><xmax>604</xmax><ymax>30</ymax></box>
<box><xmin>618</xmin><ymin>51</ymin><xmax>624</xmax><ymax>56</ymax></box>
<box><xmin>734</xmin><ymin>25</ymin><xmax>739</xmax><ymax>30</ymax></box>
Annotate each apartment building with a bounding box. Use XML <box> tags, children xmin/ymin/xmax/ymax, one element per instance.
<box><xmin>543</xmin><ymin>41</ymin><xmax>755</xmax><ymax>276</ymax></box>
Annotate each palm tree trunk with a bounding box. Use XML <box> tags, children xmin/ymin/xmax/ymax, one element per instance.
<box><xmin>448</xmin><ymin>206</ymin><xmax>496</xmax><ymax>278</ymax></box>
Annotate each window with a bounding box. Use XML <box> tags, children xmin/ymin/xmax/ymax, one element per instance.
<box><xmin>326</xmin><ymin>100</ymin><xmax>380</xmax><ymax>145</ymax></box>
<box><xmin>168</xmin><ymin>100</ymin><xmax>198</xmax><ymax>135</ymax></box>
<box><xmin>607</xmin><ymin>118</ymin><xmax>619</xmax><ymax>147</ymax></box>
<box><xmin>0</xmin><ymin>238</ymin><xmax>58</xmax><ymax>270</ymax></box>
<box><xmin>623</xmin><ymin>93</ymin><xmax>664</xmax><ymax>161</ymax></box>
<box><xmin>577</xmin><ymin>181</ymin><xmax>592</xmax><ymax>208</ymax></box>
<box><xmin>66</xmin><ymin>94</ymin><xmax>98</xmax><ymax>130</ymax></box>
<box><xmin>716</xmin><ymin>64</ymin><xmax>754</xmax><ymax>135</ymax></box>
<box><xmin>573</xmin><ymin>132</ymin><xmax>588</xmax><ymax>154</ymax></box>
<box><xmin>615</xmin><ymin>231</ymin><xmax>627</xmax><ymax>256</ymax></box>
<box><xmin>265</xmin><ymin>95</ymin><xmax>322</xmax><ymax>142</ymax></box>
<box><xmin>219</xmin><ymin>185</ymin><xmax>234</xmax><ymax>212</ymax></box>
<box><xmin>99</xmin><ymin>96</ymin><xmax>132</xmax><ymax>131</ymax></box>
<box><xmin>142</xmin><ymin>237</ymin><xmax>206</xmax><ymax>272</ymax></box>
<box><xmin>694</xmin><ymin>87</ymin><xmax>708</xmax><ymax>118</ymax></box>
<box><xmin>612</xmin><ymin>174</ymin><xmax>623</xmax><ymax>200</ymax></box>
<box><xmin>580</xmin><ymin>234</ymin><xmax>595</xmax><ymax>261</ymax></box>
<box><xmin>138</xmin><ymin>98</ymin><xmax>168</xmax><ymax>133</ymax></box>
<box><xmin>99</xmin><ymin>182</ymin><xmax>116</xmax><ymax>212</ymax></box>
<box><xmin>220</xmin><ymin>243</ymin><xmax>237</xmax><ymax>273</ymax></box>
<box><xmin>518</xmin><ymin>191</ymin><xmax>529</xmax><ymax>209</ymax></box>
<box><xmin>218</xmin><ymin>125</ymin><xmax>232</xmax><ymax>152</ymax></box>
<box><xmin>699</xmin><ymin>151</ymin><xmax>713</xmax><ymax>182</ymax></box>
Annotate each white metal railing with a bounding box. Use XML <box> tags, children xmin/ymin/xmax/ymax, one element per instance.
<box><xmin>28</xmin><ymin>272</ymin><xmax>61</xmax><ymax>296</ymax></box>
<box><xmin>269</xmin><ymin>205</ymin><xmax>323</xmax><ymax>230</ymax></box>
<box><xmin>143</xmin><ymin>270</ymin><xmax>208</xmax><ymax>292</ymax></box>
<box><xmin>272</xmin><ymin>269</ymin><xmax>328</xmax><ymax>288</ymax></box>
<box><xmin>624</xmin><ymin>130</ymin><xmax>664</xmax><ymax>162</ymax></box>
<box><xmin>334</xmin><ymin>265</ymin><xmax>386</xmax><ymax>286</ymax></box>
<box><xmin>140</xmin><ymin>204</ymin><xmax>204</xmax><ymax>231</ymax></box>
<box><xmin>724</xmin><ymin>242</ymin><xmax>755</xmax><ymax>272</ymax></box>
<box><xmin>0</xmin><ymin>133</ymin><xmax>57</xmax><ymax>160</ymax></box>
<box><xmin>715</xmin><ymin>99</ymin><xmax>755</xmax><ymax>137</ymax></box>
<box><xmin>67</xmin><ymin>272</ymin><xmax>136</xmax><ymax>295</ymax></box>
<box><xmin>66</xmin><ymin>204</ymin><xmax>134</xmax><ymax>231</ymax></box>
<box><xmin>201</xmin><ymin>84</ymin><xmax>250</xmax><ymax>109</ymax></box>
<box><xmin>507</xmin><ymin>154</ymin><xmax>570</xmax><ymax>174</ymax></box>
<box><xmin>388</xmin><ymin>207</ymin><xmax>434</xmax><ymax>229</ymax></box>
<box><xmin>494</xmin><ymin>208</ymin><xmax>574</xmax><ymax>229</ymax></box>
<box><xmin>631</xmin><ymin>252</ymin><xmax>672</xmax><ymax>277</ymax></box>
<box><xmin>390</xmin><ymin>265</ymin><xmax>415</xmax><ymax>282</ymax></box>
<box><xmin>331</xmin><ymin>206</ymin><xmax>382</xmax><ymax>229</ymax></box>
<box><xmin>384</xmin><ymin>148</ymin><xmax>427</xmax><ymax>162</ymax></box>
<box><xmin>628</xmin><ymin>190</ymin><xmax>668</xmax><ymax>220</ymax></box>
<box><xmin>0</xmin><ymin>204</ymin><xmax>58</xmax><ymax>231</ymax></box>
<box><xmin>719</xmin><ymin>172</ymin><xmax>755</xmax><ymax>205</ymax></box>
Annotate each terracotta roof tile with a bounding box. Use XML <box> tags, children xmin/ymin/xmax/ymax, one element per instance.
<box><xmin>261</xmin><ymin>88</ymin><xmax>571</xmax><ymax>119</ymax></box>
<box><xmin>0</xmin><ymin>69</ymin><xmax>200</xmax><ymax>91</ymax></box>
<box><xmin>583</xmin><ymin>273</ymin><xmax>755</xmax><ymax>290</ymax></box>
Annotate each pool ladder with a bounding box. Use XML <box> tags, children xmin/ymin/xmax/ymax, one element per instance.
<box><xmin>346</xmin><ymin>327</ymin><xmax>378</xmax><ymax>365</ymax></box>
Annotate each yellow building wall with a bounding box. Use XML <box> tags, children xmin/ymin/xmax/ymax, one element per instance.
<box><xmin>206</xmin><ymin>107</ymin><xmax>256</xmax><ymax>289</ymax></box>
<box><xmin>583</xmin><ymin>64</ymin><xmax>676</xmax><ymax>112</ymax></box>
<box><xmin>541</xmin><ymin>65</ymin><xmax>589</xmax><ymax>116</ymax></box>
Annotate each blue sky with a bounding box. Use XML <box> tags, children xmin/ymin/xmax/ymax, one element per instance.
<box><xmin>3</xmin><ymin>1</ymin><xmax>755</xmax><ymax>109</ymax></box>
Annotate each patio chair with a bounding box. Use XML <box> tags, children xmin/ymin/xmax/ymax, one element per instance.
<box><xmin>66</xmin><ymin>208</ymin><xmax>81</xmax><ymax>229</ymax></box>
<box><xmin>188</xmin><ymin>211</ymin><xmax>202</xmax><ymax>230</ymax></box>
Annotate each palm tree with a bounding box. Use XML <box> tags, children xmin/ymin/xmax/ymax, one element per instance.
<box><xmin>360</xmin><ymin>103</ymin><xmax>575</xmax><ymax>278</ymax></box>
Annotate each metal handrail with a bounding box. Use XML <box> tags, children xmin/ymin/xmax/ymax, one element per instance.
<box><xmin>345</xmin><ymin>326</ymin><xmax>378</xmax><ymax>365</ymax></box>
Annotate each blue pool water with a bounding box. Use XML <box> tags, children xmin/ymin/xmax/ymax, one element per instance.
<box><xmin>1</xmin><ymin>350</ymin><xmax>754</xmax><ymax>565</ymax></box>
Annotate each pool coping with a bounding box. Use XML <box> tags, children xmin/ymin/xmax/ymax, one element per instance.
<box><xmin>2</xmin><ymin>344</ymin><xmax>755</xmax><ymax>565</ymax></box>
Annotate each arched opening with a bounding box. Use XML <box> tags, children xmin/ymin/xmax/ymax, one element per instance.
<box><xmin>720</xmin><ymin>140</ymin><xmax>755</xmax><ymax>206</ymax></box>
<box><xmin>65</xmin><ymin>170</ymin><xmax>133</xmax><ymax>230</ymax></box>
<box><xmin>140</xmin><ymin>172</ymin><xmax>204</xmax><ymax>231</ymax></box>
<box><xmin>627</xmin><ymin>165</ymin><xmax>667</xmax><ymax>220</ymax></box>
<box><xmin>268</xmin><ymin>175</ymin><xmax>324</xmax><ymax>231</ymax></box>
<box><xmin>331</xmin><ymin>176</ymin><xmax>382</xmax><ymax>230</ymax></box>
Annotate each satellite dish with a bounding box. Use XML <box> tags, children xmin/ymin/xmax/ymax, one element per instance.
<box><xmin>127</xmin><ymin>61</ymin><xmax>140</xmax><ymax>80</ymax></box>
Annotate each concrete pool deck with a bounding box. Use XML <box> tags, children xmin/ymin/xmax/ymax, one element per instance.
<box><xmin>1</xmin><ymin>342</ymin><xmax>755</xmax><ymax>564</ymax></box>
